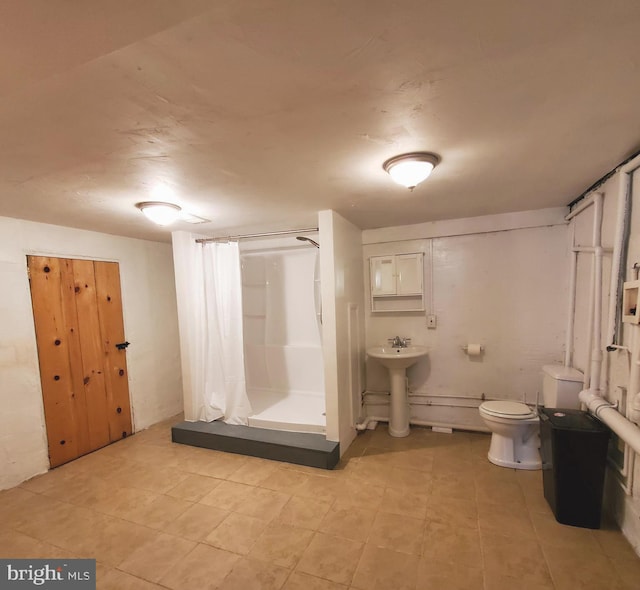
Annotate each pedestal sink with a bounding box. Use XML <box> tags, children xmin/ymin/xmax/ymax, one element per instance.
<box><xmin>367</xmin><ymin>346</ymin><xmax>429</xmax><ymax>437</ymax></box>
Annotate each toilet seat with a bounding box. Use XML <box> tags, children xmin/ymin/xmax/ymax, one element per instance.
<box><xmin>480</xmin><ymin>401</ymin><xmax>537</xmax><ymax>420</ymax></box>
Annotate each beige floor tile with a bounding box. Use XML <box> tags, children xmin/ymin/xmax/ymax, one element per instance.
<box><xmin>205</xmin><ymin>512</ymin><xmax>268</xmax><ymax>554</ymax></box>
<box><xmin>118</xmin><ymin>444</ymin><xmax>177</xmax><ymax>467</ymax></box>
<box><xmin>164</xmin><ymin>502</ymin><xmax>228</xmax><ymax>541</ymax></box>
<box><xmin>124</xmin><ymin>494</ymin><xmax>192</xmax><ymax>529</ymax></box>
<box><xmin>159</xmin><ymin>543</ymin><xmax>240</xmax><ymax>590</ymax></box>
<box><xmin>258</xmin><ymin>466</ymin><xmax>310</xmax><ymax>493</ymax></box>
<box><xmin>165</xmin><ymin>473</ymin><xmax>222</xmax><ymax>502</ymax></box>
<box><xmin>543</xmin><ymin>546</ymin><xmax>623</xmax><ymax>590</ymax></box>
<box><xmin>531</xmin><ymin>511</ymin><xmax>601</xmax><ymax>552</ymax></box>
<box><xmin>386</xmin><ymin>447</ymin><xmax>435</xmax><ymax>473</ymax></box>
<box><xmin>72</xmin><ymin>517</ymin><xmax>157</xmax><ymax>566</ymax></box>
<box><xmin>188</xmin><ymin>451</ymin><xmax>249</xmax><ymax>479</ymax></box>
<box><xmin>6</xmin><ymin>494</ymin><xmax>75</xmax><ymax>538</ymax></box>
<box><xmin>99</xmin><ymin>568</ymin><xmax>167</xmax><ymax>589</ymax></box>
<box><xmin>357</xmin><ymin>447</ymin><xmax>396</xmax><ymax>468</ymax></box>
<box><xmin>481</xmin><ymin>531</ymin><xmax>552</xmax><ymax>585</ymax></box>
<box><xmin>249</xmin><ymin>522</ymin><xmax>314</xmax><ymax>568</ymax></box>
<box><xmin>5</xmin><ymin>422</ymin><xmax>640</xmax><ymax>590</ymax></box>
<box><xmin>347</xmin><ymin>459</ymin><xmax>391</xmax><ymax>488</ymax></box>
<box><xmin>332</xmin><ymin>479</ymin><xmax>385</xmax><ymax>512</ymax></box>
<box><xmin>218</xmin><ymin>557</ymin><xmax>290</xmax><ymax>590</ymax></box>
<box><xmin>544</xmin><ymin>545</ymin><xmax>625</xmax><ymax>589</ymax></box>
<box><xmin>611</xmin><ymin>555</ymin><xmax>640</xmax><ymax>590</ymax></box>
<box><xmin>0</xmin><ymin>529</ymin><xmax>71</xmax><ymax>558</ymax></box>
<box><xmin>317</xmin><ymin>506</ymin><xmax>375</xmax><ymax>543</ymax></box>
<box><xmin>430</xmin><ymin>475</ymin><xmax>477</xmax><ymax>501</ymax></box>
<box><xmin>282</xmin><ymin>571</ymin><xmax>348</xmax><ymax>590</ymax></box>
<box><xmin>275</xmin><ymin>495</ymin><xmax>332</xmax><ymax>530</ymax></box>
<box><xmin>478</xmin><ymin>500</ymin><xmax>536</xmax><ymax>540</ymax></box>
<box><xmin>228</xmin><ymin>457</ymin><xmax>279</xmax><ymax>485</ymax></box>
<box><xmin>417</xmin><ymin>558</ymin><xmax>484</xmax><ymax>590</ymax></box>
<box><xmin>476</xmin><ymin>477</ymin><xmax>527</xmax><ymax>507</ymax></box>
<box><xmin>0</xmin><ymin>486</ymin><xmax>41</xmax><ymax>516</ymax></box>
<box><xmin>89</xmin><ymin>486</ymin><xmax>160</xmax><ymax>520</ymax></box>
<box><xmin>593</xmin><ymin>523</ymin><xmax>640</xmax><ymax>561</ymax></box>
<box><xmin>199</xmin><ymin>480</ymin><xmax>254</xmax><ymax>511</ymax></box>
<box><xmin>294</xmin><ymin>474</ymin><xmax>343</xmax><ymax>503</ymax></box>
<box><xmin>235</xmin><ymin>486</ymin><xmax>291</xmax><ymax>522</ymax></box>
<box><xmin>379</xmin><ymin>487</ymin><xmax>428</xmax><ymax>519</ymax></box>
<box><xmin>296</xmin><ymin>532</ymin><xmax>363</xmax><ymax>585</ymax></box>
<box><xmin>431</xmin><ymin>455</ymin><xmax>476</xmax><ymax>478</ymax></box>
<box><xmin>522</xmin><ymin>486</ymin><xmax>554</xmax><ymax>515</ymax></box>
<box><xmin>367</xmin><ymin>512</ymin><xmax>424</xmax><ymax>555</ymax></box>
<box><xmin>123</xmin><ymin>466</ymin><xmax>190</xmax><ymax>494</ymax></box>
<box><xmin>351</xmin><ymin>544</ymin><xmax>420</xmax><ymax>590</ymax></box>
<box><xmin>385</xmin><ymin>466</ymin><xmax>432</xmax><ymax>493</ymax></box>
<box><xmin>19</xmin><ymin>467</ymin><xmax>96</xmax><ymax>502</ymax></box>
<box><xmin>423</xmin><ymin>520</ymin><xmax>482</xmax><ymax>568</ymax></box>
<box><xmin>483</xmin><ymin>571</ymin><xmax>555</xmax><ymax>590</ymax></box>
<box><xmin>118</xmin><ymin>532</ymin><xmax>196</xmax><ymax>582</ymax></box>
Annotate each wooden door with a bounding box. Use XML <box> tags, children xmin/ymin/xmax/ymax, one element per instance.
<box><xmin>28</xmin><ymin>256</ymin><xmax>133</xmax><ymax>467</ymax></box>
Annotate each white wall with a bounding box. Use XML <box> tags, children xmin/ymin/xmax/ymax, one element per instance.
<box><xmin>570</xmin><ymin>168</ymin><xmax>640</xmax><ymax>556</ymax></box>
<box><xmin>363</xmin><ymin>208</ymin><xmax>569</xmax><ymax>429</ymax></box>
<box><xmin>0</xmin><ymin>216</ymin><xmax>182</xmax><ymax>490</ymax></box>
<box><xmin>320</xmin><ymin>210</ymin><xmax>365</xmax><ymax>450</ymax></box>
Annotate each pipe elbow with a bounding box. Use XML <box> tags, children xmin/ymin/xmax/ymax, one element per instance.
<box><xmin>579</xmin><ymin>388</ymin><xmax>597</xmax><ymax>405</ymax></box>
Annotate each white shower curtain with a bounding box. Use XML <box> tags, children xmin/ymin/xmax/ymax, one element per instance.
<box><xmin>172</xmin><ymin>231</ymin><xmax>252</xmax><ymax>424</ymax></box>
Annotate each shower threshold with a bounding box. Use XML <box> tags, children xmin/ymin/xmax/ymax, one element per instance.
<box><xmin>246</xmin><ymin>391</ymin><xmax>326</xmax><ymax>435</ymax></box>
<box><xmin>171</xmin><ymin>420</ymin><xmax>340</xmax><ymax>470</ymax></box>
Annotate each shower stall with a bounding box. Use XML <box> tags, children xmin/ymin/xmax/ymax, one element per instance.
<box><xmin>240</xmin><ymin>235</ymin><xmax>325</xmax><ymax>433</ymax></box>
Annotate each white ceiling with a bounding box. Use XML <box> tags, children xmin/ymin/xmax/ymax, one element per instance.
<box><xmin>1</xmin><ymin>1</ymin><xmax>639</xmax><ymax>242</ymax></box>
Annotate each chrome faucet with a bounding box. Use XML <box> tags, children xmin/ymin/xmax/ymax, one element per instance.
<box><xmin>388</xmin><ymin>336</ymin><xmax>411</xmax><ymax>348</ymax></box>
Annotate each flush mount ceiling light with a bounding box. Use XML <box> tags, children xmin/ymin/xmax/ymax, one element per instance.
<box><xmin>382</xmin><ymin>152</ymin><xmax>440</xmax><ymax>190</ymax></box>
<box><xmin>136</xmin><ymin>201</ymin><xmax>182</xmax><ymax>226</ymax></box>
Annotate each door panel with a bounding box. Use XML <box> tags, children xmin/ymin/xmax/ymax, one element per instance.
<box><xmin>71</xmin><ymin>259</ymin><xmax>111</xmax><ymax>450</ymax></box>
<box><xmin>28</xmin><ymin>257</ymin><xmax>85</xmax><ymax>466</ymax></box>
<box><xmin>94</xmin><ymin>261</ymin><xmax>133</xmax><ymax>441</ymax></box>
<box><xmin>28</xmin><ymin>256</ymin><xmax>132</xmax><ymax>467</ymax></box>
<box><xmin>58</xmin><ymin>258</ymin><xmax>92</xmax><ymax>457</ymax></box>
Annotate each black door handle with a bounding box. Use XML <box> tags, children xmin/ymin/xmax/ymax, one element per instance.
<box><xmin>115</xmin><ymin>341</ymin><xmax>130</xmax><ymax>350</ymax></box>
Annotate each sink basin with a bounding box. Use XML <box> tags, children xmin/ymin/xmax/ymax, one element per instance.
<box><xmin>367</xmin><ymin>345</ymin><xmax>429</xmax><ymax>369</ymax></box>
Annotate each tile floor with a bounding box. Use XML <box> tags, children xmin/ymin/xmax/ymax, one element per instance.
<box><xmin>2</xmin><ymin>417</ymin><xmax>640</xmax><ymax>589</ymax></box>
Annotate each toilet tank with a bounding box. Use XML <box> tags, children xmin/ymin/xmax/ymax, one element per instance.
<box><xmin>542</xmin><ymin>365</ymin><xmax>584</xmax><ymax>409</ymax></box>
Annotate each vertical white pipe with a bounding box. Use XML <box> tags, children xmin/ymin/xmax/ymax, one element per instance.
<box><xmin>590</xmin><ymin>193</ymin><xmax>604</xmax><ymax>392</ymax></box>
<box><xmin>429</xmin><ymin>239</ymin><xmax>434</xmax><ymax>315</ymax></box>
<box><xmin>583</xmin><ymin>252</ymin><xmax>595</xmax><ymax>390</ymax></box>
<box><xmin>606</xmin><ymin>173</ymin><xmax>630</xmax><ymax>347</ymax></box>
<box><xmin>565</xmin><ymin>224</ymin><xmax>577</xmax><ymax>367</ymax></box>
<box><xmin>628</xmin><ymin>328</ymin><xmax>640</xmax><ymax>414</ymax></box>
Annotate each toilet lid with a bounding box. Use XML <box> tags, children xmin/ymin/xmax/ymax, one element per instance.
<box><xmin>481</xmin><ymin>401</ymin><xmax>536</xmax><ymax>419</ymax></box>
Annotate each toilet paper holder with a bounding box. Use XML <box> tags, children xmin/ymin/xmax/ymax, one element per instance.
<box><xmin>462</xmin><ymin>344</ymin><xmax>484</xmax><ymax>354</ymax></box>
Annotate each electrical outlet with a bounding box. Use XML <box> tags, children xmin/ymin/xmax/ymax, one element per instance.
<box><xmin>427</xmin><ymin>314</ymin><xmax>437</xmax><ymax>328</ymax></box>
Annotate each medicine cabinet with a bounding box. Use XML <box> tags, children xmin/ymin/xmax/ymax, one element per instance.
<box><xmin>369</xmin><ymin>252</ymin><xmax>424</xmax><ymax>312</ymax></box>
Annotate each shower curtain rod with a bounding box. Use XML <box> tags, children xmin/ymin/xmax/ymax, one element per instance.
<box><xmin>195</xmin><ymin>227</ymin><xmax>318</xmax><ymax>244</ymax></box>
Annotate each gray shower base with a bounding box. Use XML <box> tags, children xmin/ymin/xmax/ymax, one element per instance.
<box><xmin>171</xmin><ymin>420</ymin><xmax>340</xmax><ymax>470</ymax></box>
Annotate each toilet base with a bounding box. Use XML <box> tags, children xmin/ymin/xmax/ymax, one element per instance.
<box><xmin>487</xmin><ymin>432</ymin><xmax>541</xmax><ymax>471</ymax></box>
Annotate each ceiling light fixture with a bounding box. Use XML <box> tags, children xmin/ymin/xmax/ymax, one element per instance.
<box><xmin>136</xmin><ymin>201</ymin><xmax>182</xmax><ymax>226</ymax></box>
<box><xmin>382</xmin><ymin>152</ymin><xmax>440</xmax><ymax>190</ymax></box>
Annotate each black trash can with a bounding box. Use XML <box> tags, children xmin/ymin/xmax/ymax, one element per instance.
<box><xmin>539</xmin><ymin>408</ymin><xmax>610</xmax><ymax>529</ymax></box>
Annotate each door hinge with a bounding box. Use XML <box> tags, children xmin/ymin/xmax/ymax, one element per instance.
<box><xmin>26</xmin><ymin>265</ymin><xmax>31</xmax><ymax>280</ymax></box>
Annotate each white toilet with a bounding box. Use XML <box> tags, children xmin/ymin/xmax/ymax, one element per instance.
<box><xmin>479</xmin><ymin>365</ymin><xmax>584</xmax><ymax>470</ymax></box>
